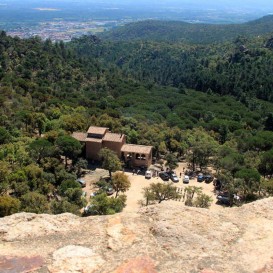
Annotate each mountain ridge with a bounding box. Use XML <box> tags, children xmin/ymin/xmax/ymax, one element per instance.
<box><xmin>100</xmin><ymin>15</ymin><xmax>273</xmax><ymax>44</ymax></box>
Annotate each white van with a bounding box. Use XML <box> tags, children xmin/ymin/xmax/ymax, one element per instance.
<box><xmin>183</xmin><ymin>175</ymin><xmax>190</xmax><ymax>184</ymax></box>
<box><xmin>145</xmin><ymin>170</ymin><xmax>152</xmax><ymax>179</ymax></box>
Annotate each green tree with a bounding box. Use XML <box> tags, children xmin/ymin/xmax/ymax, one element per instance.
<box><xmin>0</xmin><ymin>195</ymin><xmax>21</xmax><ymax>217</ymax></box>
<box><xmin>235</xmin><ymin>168</ymin><xmax>261</xmax><ymax>196</ymax></box>
<box><xmin>186</xmin><ymin>128</ymin><xmax>218</xmax><ymax>171</ymax></box>
<box><xmin>58</xmin><ymin>180</ymin><xmax>81</xmax><ymax>196</ymax></box>
<box><xmin>56</xmin><ymin>135</ymin><xmax>82</xmax><ymax>168</ymax></box>
<box><xmin>112</xmin><ymin>172</ymin><xmax>131</xmax><ymax>197</ymax></box>
<box><xmin>0</xmin><ymin>127</ymin><xmax>11</xmax><ymax>144</ymax></box>
<box><xmin>184</xmin><ymin>186</ymin><xmax>202</xmax><ymax>206</ymax></box>
<box><xmin>24</xmin><ymin>164</ymin><xmax>43</xmax><ymax>191</ymax></box>
<box><xmin>0</xmin><ymin>161</ymin><xmax>10</xmax><ymax>195</ymax></box>
<box><xmin>74</xmin><ymin>158</ymin><xmax>88</xmax><ymax>177</ymax></box>
<box><xmin>194</xmin><ymin>193</ymin><xmax>213</xmax><ymax>208</ymax></box>
<box><xmin>28</xmin><ymin>138</ymin><xmax>54</xmax><ymax>164</ymax></box>
<box><xmin>260</xmin><ymin>179</ymin><xmax>273</xmax><ymax>196</ymax></box>
<box><xmin>64</xmin><ymin>188</ymin><xmax>86</xmax><ymax>207</ymax></box>
<box><xmin>143</xmin><ymin>182</ymin><xmax>180</xmax><ymax>204</ymax></box>
<box><xmin>20</xmin><ymin>192</ymin><xmax>49</xmax><ymax>213</ymax></box>
<box><xmin>50</xmin><ymin>199</ymin><xmax>81</xmax><ymax>215</ymax></box>
<box><xmin>87</xmin><ymin>193</ymin><xmax>127</xmax><ymax>215</ymax></box>
<box><xmin>258</xmin><ymin>149</ymin><xmax>273</xmax><ymax>178</ymax></box>
<box><xmin>141</xmin><ymin>187</ymin><xmax>157</xmax><ymax>206</ymax></box>
<box><xmin>33</xmin><ymin>113</ymin><xmax>47</xmax><ymax>136</ymax></box>
<box><xmin>165</xmin><ymin>153</ymin><xmax>178</xmax><ymax>171</ymax></box>
<box><xmin>99</xmin><ymin>148</ymin><xmax>122</xmax><ymax>179</ymax></box>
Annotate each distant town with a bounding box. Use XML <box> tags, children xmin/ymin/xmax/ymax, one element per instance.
<box><xmin>7</xmin><ymin>19</ymin><xmax>133</xmax><ymax>42</ymax></box>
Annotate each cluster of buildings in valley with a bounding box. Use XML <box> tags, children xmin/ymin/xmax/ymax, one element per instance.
<box><xmin>7</xmin><ymin>19</ymin><xmax>130</xmax><ymax>42</ymax></box>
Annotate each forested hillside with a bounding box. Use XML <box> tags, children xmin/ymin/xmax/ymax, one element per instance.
<box><xmin>72</xmin><ymin>33</ymin><xmax>273</xmax><ymax>102</ymax></box>
<box><xmin>1</xmin><ymin>17</ymin><xmax>273</xmax><ymax>217</ymax></box>
<box><xmin>100</xmin><ymin>15</ymin><xmax>273</xmax><ymax>44</ymax></box>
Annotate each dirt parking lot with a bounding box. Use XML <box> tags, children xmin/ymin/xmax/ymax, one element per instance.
<box><xmin>123</xmin><ymin>166</ymin><xmax>221</xmax><ymax>213</ymax></box>
<box><xmin>82</xmin><ymin>162</ymin><xmax>224</xmax><ymax>213</ymax></box>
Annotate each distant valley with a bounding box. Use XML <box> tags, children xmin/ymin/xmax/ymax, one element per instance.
<box><xmin>0</xmin><ymin>0</ymin><xmax>273</xmax><ymax>41</ymax></box>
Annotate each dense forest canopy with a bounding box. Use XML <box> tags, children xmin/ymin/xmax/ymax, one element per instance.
<box><xmin>100</xmin><ymin>15</ymin><xmax>273</xmax><ymax>44</ymax></box>
<box><xmin>1</xmin><ymin>16</ymin><xmax>273</xmax><ymax>216</ymax></box>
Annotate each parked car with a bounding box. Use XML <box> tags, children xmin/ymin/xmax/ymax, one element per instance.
<box><xmin>76</xmin><ymin>178</ymin><xmax>86</xmax><ymax>188</ymax></box>
<box><xmin>197</xmin><ymin>173</ymin><xmax>204</xmax><ymax>182</ymax></box>
<box><xmin>90</xmin><ymin>191</ymin><xmax>98</xmax><ymax>197</ymax></box>
<box><xmin>159</xmin><ymin>172</ymin><xmax>169</xmax><ymax>181</ymax></box>
<box><xmin>183</xmin><ymin>175</ymin><xmax>190</xmax><ymax>184</ymax></box>
<box><xmin>145</xmin><ymin>170</ymin><xmax>152</xmax><ymax>179</ymax></box>
<box><xmin>106</xmin><ymin>187</ymin><xmax>114</xmax><ymax>196</ymax></box>
<box><xmin>204</xmin><ymin>174</ymin><xmax>213</xmax><ymax>183</ymax></box>
<box><xmin>217</xmin><ymin>192</ymin><xmax>230</xmax><ymax>205</ymax></box>
<box><xmin>169</xmin><ymin>173</ymin><xmax>179</xmax><ymax>183</ymax></box>
<box><xmin>83</xmin><ymin>204</ymin><xmax>94</xmax><ymax>215</ymax></box>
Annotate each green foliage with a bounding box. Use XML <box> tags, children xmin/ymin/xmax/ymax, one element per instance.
<box><xmin>184</xmin><ymin>186</ymin><xmax>202</xmax><ymax>207</ymax></box>
<box><xmin>100</xmin><ymin>16</ymin><xmax>273</xmax><ymax>44</ymax></box>
<box><xmin>58</xmin><ymin>180</ymin><xmax>81</xmax><ymax>196</ymax></box>
<box><xmin>261</xmin><ymin>179</ymin><xmax>273</xmax><ymax>196</ymax></box>
<box><xmin>112</xmin><ymin>172</ymin><xmax>131</xmax><ymax>197</ymax></box>
<box><xmin>235</xmin><ymin>168</ymin><xmax>261</xmax><ymax>195</ymax></box>
<box><xmin>55</xmin><ymin>135</ymin><xmax>82</xmax><ymax>167</ymax></box>
<box><xmin>0</xmin><ymin>161</ymin><xmax>10</xmax><ymax>195</ymax></box>
<box><xmin>194</xmin><ymin>193</ymin><xmax>213</xmax><ymax>209</ymax></box>
<box><xmin>0</xmin><ymin>27</ymin><xmax>273</xmax><ymax>216</ymax></box>
<box><xmin>165</xmin><ymin>153</ymin><xmax>178</xmax><ymax>171</ymax></box>
<box><xmin>20</xmin><ymin>191</ymin><xmax>49</xmax><ymax>214</ymax></box>
<box><xmin>74</xmin><ymin>158</ymin><xmax>88</xmax><ymax>177</ymax></box>
<box><xmin>99</xmin><ymin>148</ymin><xmax>122</xmax><ymax>178</ymax></box>
<box><xmin>186</xmin><ymin>128</ymin><xmax>219</xmax><ymax>171</ymax></box>
<box><xmin>87</xmin><ymin>193</ymin><xmax>127</xmax><ymax>215</ymax></box>
<box><xmin>259</xmin><ymin>149</ymin><xmax>273</xmax><ymax>177</ymax></box>
<box><xmin>64</xmin><ymin>188</ymin><xmax>87</xmax><ymax>207</ymax></box>
<box><xmin>28</xmin><ymin>138</ymin><xmax>54</xmax><ymax>164</ymax></box>
<box><xmin>50</xmin><ymin>199</ymin><xmax>81</xmax><ymax>215</ymax></box>
<box><xmin>142</xmin><ymin>182</ymin><xmax>180</xmax><ymax>204</ymax></box>
<box><xmin>0</xmin><ymin>127</ymin><xmax>11</xmax><ymax>144</ymax></box>
<box><xmin>0</xmin><ymin>195</ymin><xmax>21</xmax><ymax>217</ymax></box>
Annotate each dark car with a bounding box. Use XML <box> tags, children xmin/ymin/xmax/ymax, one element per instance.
<box><xmin>217</xmin><ymin>192</ymin><xmax>240</xmax><ymax>206</ymax></box>
<box><xmin>204</xmin><ymin>175</ymin><xmax>213</xmax><ymax>183</ymax></box>
<box><xmin>197</xmin><ymin>174</ymin><xmax>204</xmax><ymax>182</ymax></box>
<box><xmin>159</xmin><ymin>172</ymin><xmax>169</xmax><ymax>181</ymax></box>
<box><xmin>217</xmin><ymin>193</ymin><xmax>230</xmax><ymax>205</ymax></box>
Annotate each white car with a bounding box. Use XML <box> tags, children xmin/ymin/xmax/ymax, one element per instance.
<box><xmin>183</xmin><ymin>175</ymin><xmax>190</xmax><ymax>184</ymax></box>
<box><xmin>169</xmin><ymin>173</ymin><xmax>179</xmax><ymax>183</ymax></box>
<box><xmin>145</xmin><ymin>170</ymin><xmax>152</xmax><ymax>179</ymax></box>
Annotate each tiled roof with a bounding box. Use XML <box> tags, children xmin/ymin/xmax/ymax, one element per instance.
<box><xmin>121</xmin><ymin>144</ymin><xmax>153</xmax><ymax>154</ymax></box>
<box><xmin>103</xmin><ymin>132</ymin><xmax>125</xmax><ymax>143</ymax></box>
<box><xmin>85</xmin><ymin>138</ymin><xmax>103</xmax><ymax>143</ymax></box>
<box><xmin>87</xmin><ymin>126</ymin><xmax>108</xmax><ymax>135</ymax></box>
<box><xmin>72</xmin><ymin>132</ymin><xmax>88</xmax><ymax>142</ymax></box>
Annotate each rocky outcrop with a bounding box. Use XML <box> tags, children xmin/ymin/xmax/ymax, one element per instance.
<box><xmin>0</xmin><ymin>198</ymin><xmax>273</xmax><ymax>273</ymax></box>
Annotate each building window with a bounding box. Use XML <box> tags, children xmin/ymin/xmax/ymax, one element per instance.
<box><xmin>127</xmin><ymin>153</ymin><xmax>133</xmax><ymax>159</ymax></box>
<box><xmin>136</xmin><ymin>153</ymin><xmax>141</xmax><ymax>160</ymax></box>
<box><xmin>141</xmin><ymin>154</ymin><xmax>146</xmax><ymax>160</ymax></box>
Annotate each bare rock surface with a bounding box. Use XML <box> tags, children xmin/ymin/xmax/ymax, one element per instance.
<box><xmin>48</xmin><ymin>245</ymin><xmax>105</xmax><ymax>273</ymax></box>
<box><xmin>0</xmin><ymin>198</ymin><xmax>272</xmax><ymax>273</ymax></box>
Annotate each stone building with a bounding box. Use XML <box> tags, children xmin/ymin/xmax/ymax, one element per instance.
<box><xmin>72</xmin><ymin>126</ymin><xmax>153</xmax><ymax>168</ymax></box>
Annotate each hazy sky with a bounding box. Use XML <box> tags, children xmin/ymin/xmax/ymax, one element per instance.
<box><xmin>1</xmin><ymin>0</ymin><xmax>273</xmax><ymax>10</ymax></box>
